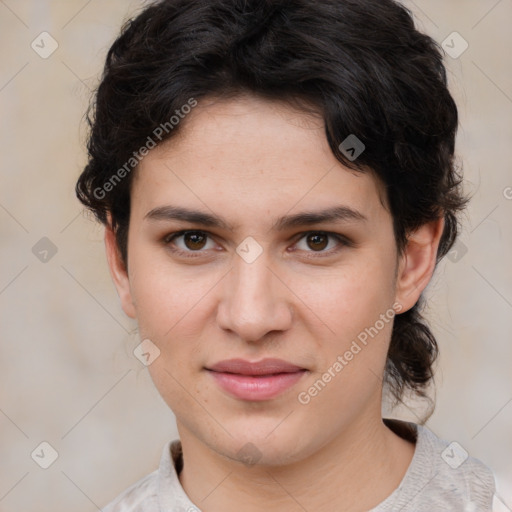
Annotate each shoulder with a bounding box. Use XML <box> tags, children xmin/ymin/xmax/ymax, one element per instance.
<box><xmin>374</xmin><ymin>420</ymin><xmax>496</xmax><ymax>512</ymax></box>
<box><xmin>102</xmin><ymin>439</ymin><xmax>200</xmax><ymax>512</ymax></box>
<box><xmin>101</xmin><ymin>439</ymin><xmax>181</xmax><ymax>512</ymax></box>
<box><xmin>102</xmin><ymin>469</ymin><xmax>159</xmax><ymax>512</ymax></box>
<box><xmin>416</xmin><ymin>424</ymin><xmax>496</xmax><ymax>509</ymax></box>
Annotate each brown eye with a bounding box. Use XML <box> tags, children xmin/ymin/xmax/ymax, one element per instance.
<box><xmin>293</xmin><ymin>231</ymin><xmax>348</xmax><ymax>256</ymax></box>
<box><xmin>183</xmin><ymin>231</ymin><xmax>208</xmax><ymax>250</ymax></box>
<box><xmin>165</xmin><ymin>230</ymin><xmax>215</xmax><ymax>255</ymax></box>
<box><xmin>306</xmin><ymin>233</ymin><xmax>328</xmax><ymax>251</ymax></box>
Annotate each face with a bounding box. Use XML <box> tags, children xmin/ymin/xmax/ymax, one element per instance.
<box><xmin>107</xmin><ymin>94</ymin><xmax>439</xmax><ymax>466</ymax></box>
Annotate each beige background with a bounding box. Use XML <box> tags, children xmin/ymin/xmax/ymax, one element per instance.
<box><xmin>0</xmin><ymin>1</ymin><xmax>511</xmax><ymax>511</ymax></box>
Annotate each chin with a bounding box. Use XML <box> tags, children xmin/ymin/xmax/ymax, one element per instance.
<box><xmin>207</xmin><ymin>420</ymin><xmax>313</xmax><ymax>468</ymax></box>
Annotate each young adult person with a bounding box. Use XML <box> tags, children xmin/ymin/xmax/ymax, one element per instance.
<box><xmin>76</xmin><ymin>0</ymin><xmax>496</xmax><ymax>510</ymax></box>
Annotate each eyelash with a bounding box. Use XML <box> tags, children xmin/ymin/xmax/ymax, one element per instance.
<box><xmin>163</xmin><ymin>230</ymin><xmax>351</xmax><ymax>259</ymax></box>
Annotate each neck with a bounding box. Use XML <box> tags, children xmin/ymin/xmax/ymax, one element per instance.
<box><xmin>177</xmin><ymin>413</ymin><xmax>415</xmax><ymax>512</ymax></box>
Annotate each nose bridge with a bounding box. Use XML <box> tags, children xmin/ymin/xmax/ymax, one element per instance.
<box><xmin>234</xmin><ymin>252</ymin><xmax>273</xmax><ymax>302</ymax></box>
<box><xmin>218</xmin><ymin>247</ymin><xmax>292</xmax><ymax>341</ymax></box>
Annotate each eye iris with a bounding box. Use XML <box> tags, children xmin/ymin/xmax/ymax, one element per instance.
<box><xmin>185</xmin><ymin>232</ymin><xmax>207</xmax><ymax>250</ymax></box>
<box><xmin>307</xmin><ymin>233</ymin><xmax>328</xmax><ymax>251</ymax></box>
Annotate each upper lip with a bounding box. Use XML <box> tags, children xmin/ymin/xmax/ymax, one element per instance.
<box><xmin>207</xmin><ymin>358</ymin><xmax>306</xmax><ymax>376</ymax></box>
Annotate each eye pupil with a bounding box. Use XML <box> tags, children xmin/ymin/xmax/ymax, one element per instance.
<box><xmin>185</xmin><ymin>232</ymin><xmax>207</xmax><ymax>250</ymax></box>
<box><xmin>307</xmin><ymin>233</ymin><xmax>328</xmax><ymax>251</ymax></box>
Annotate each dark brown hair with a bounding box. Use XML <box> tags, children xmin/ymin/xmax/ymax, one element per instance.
<box><xmin>76</xmin><ymin>0</ymin><xmax>467</xmax><ymax>418</ymax></box>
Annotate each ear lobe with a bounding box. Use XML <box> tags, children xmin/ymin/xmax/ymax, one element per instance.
<box><xmin>104</xmin><ymin>221</ymin><xmax>137</xmax><ymax>319</ymax></box>
<box><xmin>395</xmin><ymin>217</ymin><xmax>445</xmax><ymax>313</ymax></box>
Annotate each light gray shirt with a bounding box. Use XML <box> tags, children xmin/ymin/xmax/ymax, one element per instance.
<box><xmin>102</xmin><ymin>419</ymin><xmax>496</xmax><ymax>511</ymax></box>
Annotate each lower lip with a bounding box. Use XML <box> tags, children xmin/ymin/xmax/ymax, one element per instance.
<box><xmin>207</xmin><ymin>370</ymin><xmax>307</xmax><ymax>401</ymax></box>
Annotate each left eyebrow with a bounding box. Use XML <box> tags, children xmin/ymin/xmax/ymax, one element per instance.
<box><xmin>272</xmin><ymin>205</ymin><xmax>367</xmax><ymax>231</ymax></box>
<box><xmin>143</xmin><ymin>204</ymin><xmax>367</xmax><ymax>232</ymax></box>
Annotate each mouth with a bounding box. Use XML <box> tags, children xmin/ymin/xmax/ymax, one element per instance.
<box><xmin>205</xmin><ymin>358</ymin><xmax>308</xmax><ymax>401</ymax></box>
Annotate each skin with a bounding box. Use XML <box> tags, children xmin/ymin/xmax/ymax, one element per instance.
<box><xmin>105</xmin><ymin>94</ymin><xmax>444</xmax><ymax>511</ymax></box>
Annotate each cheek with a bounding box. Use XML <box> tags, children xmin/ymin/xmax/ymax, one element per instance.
<box><xmin>127</xmin><ymin>251</ymin><xmax>222</xmax><ymax>399</ymax></box>
<box><xmin>301</xmin><ymin>260</ymin><xmax>396</xmax><ymax>344</ymax></box>
<box><xmin>296</xmin><ymin>258</ymin><xmax>397</xmax><ymax>402</ymax></box>
<box><xmin>128</xmin><ymin>250</ymin><xmax>216</xmax><ymax>340</ymax></box>
<box><xmin>131</xmin><ymin>265</ymin><xmax>208</xmax><ymax>409</ymax></box>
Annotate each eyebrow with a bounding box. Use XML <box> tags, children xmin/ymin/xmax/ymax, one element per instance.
<box><xmin>144</xmin><ymin>204</ymin><xmax>367</xmax><ymax>231</ymax></box>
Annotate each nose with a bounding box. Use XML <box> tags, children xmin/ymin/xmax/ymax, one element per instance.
<box><xmin>216</xmin><ymin>250</ymin><xmax>293</xmax><ymax>343</ymax></box>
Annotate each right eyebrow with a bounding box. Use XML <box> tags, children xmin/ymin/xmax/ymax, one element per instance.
<box><xmin>144</xmin><ymin>205</ymin><xmax>236</xmax><ymax>231</ymax></box>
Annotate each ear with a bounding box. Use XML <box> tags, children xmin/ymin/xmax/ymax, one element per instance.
<box><xmin>104</xmin><ymin>220</ymin><xmax>137</xmax><ymax>319</ymax></box>
<box><xmin>395</xmin><ymin>217</ymin><xmax>445</xmax><ymax>313</ymax></box>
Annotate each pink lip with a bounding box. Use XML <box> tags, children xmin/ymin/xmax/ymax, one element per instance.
<box><xmin>206</xmin><ymin>358</ymin><xmax>307</xmax><ymax>401</ymax></box>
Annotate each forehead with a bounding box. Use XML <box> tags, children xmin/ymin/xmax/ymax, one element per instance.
<box><xmin>131</xmin><ymin>94</ymin><xmax>390</xmax><ymax>226</ymax></box>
